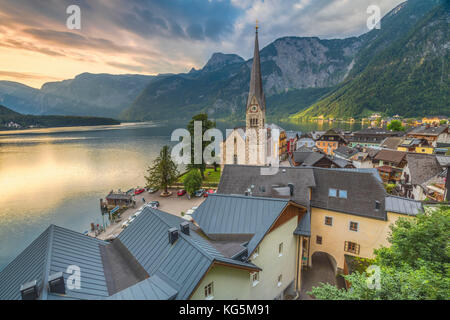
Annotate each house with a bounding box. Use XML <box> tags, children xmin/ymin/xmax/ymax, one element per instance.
<box><xmin>296</xmin><ymin>133</ymin><xmax>315</xmax><ymax>149</ymax></box>
<box><xmin>0</xmin><ymin>207</ymin><xmax>264</xmax><ymax>300</ymax></box>
<box><xmin>421</xmin><ymin>116</ymin><xmax>448</xmax><ymax>126</ymax></box>
<box><xmin>401</xmin><ymin>153</ymin><xmax>443</xmax><ymax>200</ymax></box>
<box><xmin>406</xmin><ymin>125</ymin><xmax>449</xmax><ymax>147</ymax></box>
<box><xmin>380</xmin><ymin>137</ymin><xmax>404</xmax><ymax>150</ymax></box>
<box><xmin>267</xmin><ymin>124</ymin><xmax>287</xmax><ymax>160</ymax></box>
<box><xmin>105</xmin><ymin>191</ymin><xmax>133</xmax><ymax>208</ymax></box>
<box><xmin>333</xmin><ymin>146</ymin><xmax>359</xmax><ymax>161</ymax></box>
<box><xmin>397</xmin><ymin>138</ymin><xmax>433</xmax><ymax>154</ymax></box>
<box><xmin>292</xmin><ymin>148</ymin><xmax>353</xmax><ymax>168</ymax></box>
<box><xmin>346</xmin><ymin>128</ymin><xmax>402</xmax><ymax>148</ymax></box>
<box><xmin>377</xmin><ymin>166</ymin><xmax>403</xmax><ymax>184</ymax></box>
<box><xmin>285</xmin><ymin>131</ymin><xmax>300</xmax><ymax>154</ymax></box>
<box><xmin>421</xmin><ymin>169</ymin><xmax>447</xmax><ymax>202</ymax></box>
<box><xmin>217</xmin><ymin>165</ymin><xmax>423</xmax><ymax>274</ymax></box>
<box><xmin>315</xmin><ymin>129</ymin><xmax>348</xmax><ymax>155</ymax></box>
<box><xmin>373</xmin><ymin>149</ymin><xmax>407</xmax><ymax>169</ymax></box>
<box><xmin>349</xmin><ymin>151</ymin><xmax>377</xmax><ymax>169</ymax></box>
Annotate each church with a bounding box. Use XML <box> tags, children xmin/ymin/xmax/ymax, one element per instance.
<box><xmin>221</xmin><ymin>24</ymin><xmax>280</xmax><ymax>168</ymax></box>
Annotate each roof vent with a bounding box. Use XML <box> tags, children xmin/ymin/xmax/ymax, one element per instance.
<box><xmin>168</xmin><ymin>227</ymin><xmax>179</xmax><ymax>245</ymax></box>
<box><xmin>20</xmin><ymin>280</ymin><xmax>39</xmax><ymax>300</ymax></box>
<box><xmin>180</xmin><ymin>221</ymin><xmax>190</xmax><ymax>236</ymax></box>
<box><xmin>48</xmin><ymin>272</ymin><xmax>65</xmax><ymax>294</ymax></box>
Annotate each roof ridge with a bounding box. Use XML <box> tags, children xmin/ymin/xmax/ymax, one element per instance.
<box><xmin>210</xmin><ymin>193</ymin><xmax>289</xmax><ymax>202</ymax></box>
<box><xmin>39</xmin><ymin>224</ymin><xmax>54</xmax><ymax>300</ymax></box>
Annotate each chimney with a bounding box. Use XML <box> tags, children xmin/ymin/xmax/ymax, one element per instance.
<box><xmin>20</xmin><ymin>280</ymin><xmax>39</xmax><ymax>300</ymax></box>
<box><xmin>48</xmin><ymin>272</ymin><xmax>65</xmax><ymax>295</ymax></box>
<box><xmin>288</xmin><ymin>183</ymin><xmax>294</xmax><ymax>197</ymax></box>
<box><xmin>168</xmin><ymin>227</ymin><xmax>179</xmax><ymax>245</ymax></box>
<box><xmin>180</xmin><ymin>222</ymin><xmax>190</xmax><ymax>235</ymax></box>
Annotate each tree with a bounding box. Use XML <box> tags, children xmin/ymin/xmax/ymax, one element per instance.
<box><xmin>310</xmin><ymin>206</ymin><xmax>450</xmax><ymax>300</ymax></box>
<box><xmin>387</xmin><ymin>120</ymin><xmax>405</xmax><ymax>131</ymax></box>
<box><xmin>145</xmin><ymin>145</ymin><xmax>179</xmax><ymax>195</ymax></box>
<box><xmin>440</xmin><ymin>119</ymin><xmax>447</xmax><ymax>125</ymax></box>
<box><xmin>183</xmin><ymin>169</ymin><xmax>202</xmax><ymax>196</ymax></box>
<box><xmin>187</xmin><ymin>113</ymin><xmax>216</xmax><ymax>179</ymax></box>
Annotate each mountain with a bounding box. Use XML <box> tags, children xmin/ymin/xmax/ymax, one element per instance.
<box><xmin>0</xmin><ymin>104</ymin><xmax>120</xmax><ymax>129</ymax></box>
<box><xmin>122</xmin><ymin>36</ymin><xmax>362</xmax><ymax>121</ymax></box>
<box><xmin>0</xmin><ymin>73</ymin><xmax>155</xmax><ymax>118</ymax></box>
<box><xmin>293</xmin><ymin>0</ymin><xmax>448</xmax><ymax>119</ymax></box>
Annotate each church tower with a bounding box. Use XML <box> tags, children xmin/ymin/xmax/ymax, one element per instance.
<box><xmin>245</xmin><ymin>22</ymin><xmax>266</xmax><ymax>165</ymax></box>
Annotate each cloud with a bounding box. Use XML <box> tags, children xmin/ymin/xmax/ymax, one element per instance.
<box><xmin>0</xmin><ymin>70</ymin><xmax>62</xmax><ymax>81</ymax></box>
<box><xmin>0</xmin><ymin>0</ymin><xmax>405</xmax><ymax>87</ymax></box>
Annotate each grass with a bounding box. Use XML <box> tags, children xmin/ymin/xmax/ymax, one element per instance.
<box><xmin>176</xmin><ymin>167</ymin><xmax>221</xmax><ymax>187</ymax></box>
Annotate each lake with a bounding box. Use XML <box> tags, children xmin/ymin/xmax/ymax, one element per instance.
<box><xmin>0</xmin><ymin>119</ymin><xmax>363</xmax><ymax>270</ymax></box>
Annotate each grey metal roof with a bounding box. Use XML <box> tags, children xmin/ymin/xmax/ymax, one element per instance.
<box><xmin>311</xmin><ymin>167</ymin><xmax>387</xmax><ymax>220</ymax></box>
<box><xmin>0</xmin><ymin>225</ymin><xmax>109</xmax><ymax>300</ymax></box>
<box><xmin>118</xmin><ymin>207</ymin><xmax>259</xmax><ymax>300</ymax></box>
<box><xmin>192</xmin><ymin>194</ymin><xmax>289</xmax><ymax>255</ymax></box>
<box><xmin>108</xmin><ymin>275</ymin><xmax>177</xmax><ymax>300</ymax></box>
<box><xmin>218</xmin><ymin>165</ymin><xmax>316</xmax><ymax>207</ymax></box>
<box><xmin>385</xmin><ymin>196</ymin><xmax>423</xmax><ymax>216</ymax></box>
<box><xmin>407</xmin><ymin>125</ymin><xmax>448</xmax><ymax>136</ymax></box>
<box><xmin>218</xmin><ymin>165</ymin><xmax>387</xmax><ymax>220</ymax></box>
<box><xmin>294</xmin><ymin>210</ymin><xmax>311</xmax><ymax>236</ymax></box>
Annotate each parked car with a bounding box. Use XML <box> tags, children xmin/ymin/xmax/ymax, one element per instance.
<box><xmin>121</xmin><ymin>220</ymin><xmax>130</xmax><ymax>229</ymax></box>
<box><xmin>177</xmin><ymin>189</ymin><xmax>187</xmax><ymax>196</ymax></box>
<box><xmin>186</xmin><ymin>209</ymin><xmax>195</xmax><ymax>215</ymax></box>
<box><xmin>134</xmin><ymin>188</ymin><xmax>145</xmax><ymax>195</ymax></box>
<box><xmin>194</xmin><ymin>189</ymin><xmax>205</xmax><ymax>197</ymax></box>
<box><xmin>149</xmin><ymin>201</ymin><xmax>160</xmax><ymax>208</ymax></box>
<box><xmin>182</xmin><ymin>214</ymin><xmax>193</xmax><ymax>222</ymax></box>
<box><xmin>147</xmin><ymin>187</ymin><xmax>158</xmax><ymax>194</ymax></box>
<box><xmin>203</xmin><ymin>189</ymin><xmax>216</xmax><ymax>197</ymax></box>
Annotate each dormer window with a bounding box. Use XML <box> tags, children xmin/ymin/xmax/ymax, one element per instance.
<box><xmin>375</xmin><ymin>201</ymin><xmax>381</xmax><ymax>210</ymax></box>
<box><xmin>328</xmin><ymin>188</ymin><xmax>337</xmax><ymax>197</ymax></box>
<box><xmin>338</xmin><ymin>190</ymin><xmax>347</xmax><ymax>199</ymax></box>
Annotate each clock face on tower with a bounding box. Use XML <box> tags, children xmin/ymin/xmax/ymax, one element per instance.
<box><xmin>250</xmin><ymin>105</ymin><xmax>258</xmax><ymax>113</ymax></box>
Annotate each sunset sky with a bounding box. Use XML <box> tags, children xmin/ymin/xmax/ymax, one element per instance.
<box><xmin>0</xmin><ymin>0</ymin><xmax>404</xmax><ymax>88</ymax></box>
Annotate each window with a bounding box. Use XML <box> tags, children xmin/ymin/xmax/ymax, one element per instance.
<box><xmin>277</xmin><ymin>274</ymin><xmax>282</xmax><ymax>287</ymax></box>
<box><xmin>324</xmin><ymin>216</ymin><xmax>333</xmax><ymax>226</ymax></box>
<box><xmin>278</xmin><ymin>243</ymin><xmax>283</xmax><ymax>257</ymax></box>
<box><xmin>338</xmin><ymin>190</ymin><xmax>347</xmax><ymax>199</ymax></box>
<box><xmin>204</xmin><ymin>282</ymin><xmax>214</xmax><ymax>299</ymax></box>
<box><xmin>233</xmin><ymin>154</ymin><xmax>238</xmax><ymax>165</ymax></box>
<box><xmin>253</xmin><ymin>246</ymin><xmax>259</xmax><ymax>259</ymax></box>
<box><xmin>349</xmin><ymin>221</ymin><xmax>358</xmax><ymax>232</ymax></box>
<box><xmin>328</xmin><ymin>188</ymin><xmax>337</xmax><ymax>197</ymax></box>
<box><xmin>344</xmin><ymin>241</ymin><xmax>360</xmax><ymax>254</ymax></box>
<box><xmin>375</xmin><ymin>201</ymin><xmax>381</xmax><ymax>210</ymax></box>
<box><xmin>250</xmin><ymin>272</ymin><xmax>260</xmax><ymax>287</ymax></box>
<box><xmin>316</xmin><ymin>236</ymin><xmax>322</xmax><ymax>245</ymax></box>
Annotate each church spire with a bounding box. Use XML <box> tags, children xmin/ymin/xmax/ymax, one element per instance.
<box><xmin>247</xmin><ymin>21</ymin><xmax>265</xmax><ymax>111</ymax></box>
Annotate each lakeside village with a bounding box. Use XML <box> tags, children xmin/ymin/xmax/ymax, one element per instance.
<box><xmin>1</xmin><ymin>26</ymin><xmax>448</xmax><ymax>301</ymax></box>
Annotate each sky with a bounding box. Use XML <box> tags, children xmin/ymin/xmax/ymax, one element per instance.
<box><xmin>0</xmin><ymin>0</ymin><xmax>405</xmax><ymax>88</ymax></box>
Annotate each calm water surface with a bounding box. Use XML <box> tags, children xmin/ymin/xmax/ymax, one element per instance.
<box><xmin>0</xmin><ymin>119</ymin><xmax>363</xmax><ymax>270</ymax></box>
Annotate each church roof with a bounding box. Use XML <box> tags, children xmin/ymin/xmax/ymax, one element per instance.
<box><xmin>247</xmin><ymin>28</ymin><xmax>265</xmax><ymax>111</ymax></box>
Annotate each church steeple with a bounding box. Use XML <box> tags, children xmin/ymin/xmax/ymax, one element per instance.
<box><xmin>246</xmin><ymin>22</ymin><xmax>265</xmax><ymax>111</ymax></box>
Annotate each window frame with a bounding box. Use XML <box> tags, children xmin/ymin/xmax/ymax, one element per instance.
<box><xmin>204</xmin><ymin>282</ymin><xmax>214</xmax><ymax>300</ymax></box>
<box><xmin>349</xmin><ymin>221</ymin><xmax>358</xmax><ymax>232</ymax></box>
<box><xmin>278</xmin><ymin>242</ymin><xmax>283</xmax><ymax>257</ymax></box>
<box><xmin>338</xmin><ymin>189</ymin><xmax>347</xmax><ymax>199</ymax></box>
<box><xmin>328</xmin><ymin>188</ymin><xmax>337</xmax><ymax>197</ymax></box>
<box><xmin>324</xmin><ymin>216</ymin><xmax>333</xmax><ymax>226</ymax></box>
<box><xmin>316</xmin><ymin>235</ymin><xmax>322</xmax><ymax>245</ymax></box>
<box><xmin>344</xmin><ymin>241</ymin><xmax>360</xmax><ymax>254</ymax></box>
<box><xmin>250</xmin><ymin>271</ymin><xmax>260</xmax><ymax>287</ymax></box>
